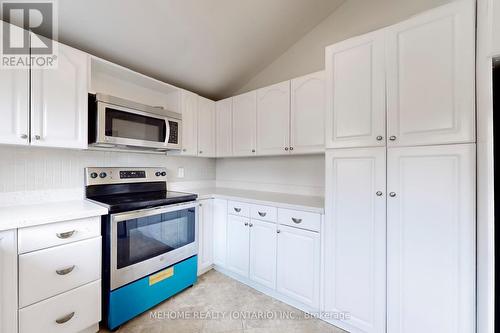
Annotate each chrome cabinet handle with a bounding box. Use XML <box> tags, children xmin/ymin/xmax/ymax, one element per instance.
<box><xmin>389</xmin><ymin>136</ymin><xmax>397</xmax><ymax>141</ymax></box>
<box><xmin>234</xmin><ymin>207</ymin><xmax>241</xmax><ymax>213</ymax></box>
<box><xmin>244</xmin><ymin>222</ymin><xmax>249</xmax><ymax>226</ymax></box>
<box><xmin>376</xmin><ymin>191</ymin><xmax>383</xmax><ymax>196</ymax></box>
<box><xmin>376</xmin><ymin>136</ymin><xmax>383</xmax><ymax>141</ymax></box>
<box><xmin>20</xmin><ymin>134</ymin><xmax>28</xmax><ymax>139</ymax></box>
<box><xmin>56</xmin><ymin>265</ymin><xmax>75</xmax><ymax>275</ymax></box>
<box><xmin>291</xmin><ymin>217</ymin><xmax>302</xmax><ymax>224</ymax></box>
<box><xmin>258</xmin><ymin>212</ymin><xmax>266</xmax><ymax>217</ymax></box>
<box><xmin>56</xmin><ymin>230</ymin><xmax>76</xmax><ymax>239</ymax></box>
<box><xmin>389</xmin><ymin>192</ymin><xmax>397</xmax><ymax>197</ymax></box>
<box><xmin>55</xmin><ymin>312</ymin><xmax>75</xmax><ymax>324</ymax></box>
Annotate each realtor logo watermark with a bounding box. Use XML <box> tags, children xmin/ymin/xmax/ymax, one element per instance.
<box><xmin>1</xmin><ymin>0</ymin><xmax>58</xmax><ymax>68</ymax></box>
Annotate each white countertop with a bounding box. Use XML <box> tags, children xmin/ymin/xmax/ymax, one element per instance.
<box><xmin>0</xmin><ymin>200</ymin><xmax>108</xmax><ymax>231</ymax></box>
<box><xmin>190</xmin><ymin>187</ymin><xmax>324</xmax><ymax>213</ymax></box>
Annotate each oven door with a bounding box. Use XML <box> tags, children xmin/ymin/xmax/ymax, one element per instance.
<box><xmin>110</xmin><ymin>201</ymin><xmax>198</xmax><ymax>290</ymax></box>
<box><xmin>97</xmin><ymin>101</ymin><xmax>170</xmax><ymax>149</ymax></box>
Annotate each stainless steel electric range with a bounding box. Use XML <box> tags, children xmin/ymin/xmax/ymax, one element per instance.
<box><xmin>85</xmin><ymin>167</ymin><xmax>199</xmax><ymax>330</ymax></box>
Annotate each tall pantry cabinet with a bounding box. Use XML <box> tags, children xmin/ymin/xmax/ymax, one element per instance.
<box><xmin>323</xmin><ymin>1</ymin><xmax>476</xmax><ymax>333</ymax></box>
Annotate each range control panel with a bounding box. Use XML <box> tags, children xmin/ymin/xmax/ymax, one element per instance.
<box><xmin>85</xmin><ymin>167</ymin><xmax>167</xmax><ymax>185</ymax></box>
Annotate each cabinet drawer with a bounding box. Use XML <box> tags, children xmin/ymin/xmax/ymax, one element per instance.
<box><xmin>18</xmin><ymin>216</ymin><xmax>100</xmax><ymax>254</ymax></box>
<box><xmin>278</xmin><ymin>209</ymin><xmax>321</xmax><ymax>232</ymax></box>
<box><xmin>228</xmin><ymin>201</ymin><xmax>250</xmax><ymax>217</ymax></box>
<box><xmin>19</xmin><ymin>280</ymin><xmax>101</xmax><ymax>333</ymax></box>
<box><xmin>19</xmin><ymin>237</ymin><xmax>101</xmax><ymax>308</ymax></box>
<box><xmin>250</xmin><ymin>204</ymin><xmax>277</xmax><ymax>222</ymax></box>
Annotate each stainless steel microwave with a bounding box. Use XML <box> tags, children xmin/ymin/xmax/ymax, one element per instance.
<box><xmin>88</xmin><ymin>94</ymin><xmax>182</xmax><ymax>151</ymax></box>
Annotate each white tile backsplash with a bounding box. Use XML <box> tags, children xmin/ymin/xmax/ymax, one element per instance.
<box><xmin>0</xmin><ymin>146</ymin><xmax>216</xmax><ymax>194</ymax></box>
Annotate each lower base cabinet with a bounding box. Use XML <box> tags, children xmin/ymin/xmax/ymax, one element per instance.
<box><xmin>276</xmin><ymin>225</ymin><xmax>320</xmax><ymax>309</ymax></box>
<box><xmin>226</xmin><ymin>215</ymin><xmax>250</xmax><ymax>277</ymax></box>
<box><xmin>0</xmin><ymin>230</ymin><xmax>18</xmax><ymax>333</ymax></box>
<box><xmin>212</xmin><ymin>199</ymin><xmax>228</xmax><ymax>267</ymax></box>
<box><xmin>249</xmin><ymin>219</ymin><xmax>277</xmax><ymax>289</ymax></box>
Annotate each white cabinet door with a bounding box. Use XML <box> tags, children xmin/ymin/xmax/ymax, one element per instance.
<box><xmin>256</xmin><ymin>81</ymin><xmax>290</xmax><ymax>156</ymax></box>
<box><xmin>213</xmin><ymin>199</ymin><xmax>228</xmax><ymax>267</ymax></box>
<box><xmin>324</xmin><ymin>148</ymin><xmax>386</xmax><ymax>333</ymax></box>
<box><xmin>232</xmin><ymin>91</ymin><xmax>257</xmax><ymax>156</ymax></box>
<box><xmin>325</xmin><ymin>29</ymin><xmax>386</xmax><ymax>149</ymax></box>
<box><xmin>387</xmin><ymin>144</ymin><xmax>475</xmax><ymax>333</ymax></box>
<box><xmin>197</xmin><ymin>96</ymin><xmax>216</xmax><ymax>157</ymax></box>
<box><xmin>290</xmin><ymin>71</ymin><xmax>325</xmax><ymax>154</ymax></box>
<box><xmin>277</xmin><ymin>225</ymin><xmax>320</xmax><ymax>309</ymax></box>
<box><xmin>198</xmin><ymin>199</ymin><xmax>214</xmax><ymax>274</ymax></box>
<box><xmin>0</xmin><ymin>230</ymin><xmax>17</xmax><ymax>333</ymax></box>
<box><xmin>30</xmin><ymin>40</ymin><xmax>88</xmax><ymax>149</ymax></box>
<box><xmin>181</xmin><ymin>90</ymin><xmax>198</xmax><ymax>156</ymax></box>
<box><xmin>226</xmin><ymin>215</ymin><xmax>250</xmax><ymax>277</ymax></box>
<box><xmin>216</xmin><ymin>98</ymin><xmax>233</xmax><ymax>157</ymax></box>
<box><xmin>386</xmin><ymin>0</ymin><xmax>475</xmax><ymax>147</ymax></box>
<box><xmin>249</xmin><ymin>219</ymin><xmax>277</xmax><ymax>289</ymax></box>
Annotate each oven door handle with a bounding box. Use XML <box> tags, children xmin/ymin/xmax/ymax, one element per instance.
<box><xmin>111</xmin><ymin>201</ymin><xmax>199</xmax><ymax>222</ymax></box>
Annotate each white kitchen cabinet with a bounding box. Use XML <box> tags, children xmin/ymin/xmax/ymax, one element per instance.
<box><xmin>216</xmin><ymin>98</ymin><xmax>233</xmax><ymax>157</ymax></box>
<box><xmin>276</xmin><ymin>225</ymin><xmax>320</xmax><ymax>310</ymax></box>
<box><xmin>197</xmin><ymin>96</ymin><xmax>216</xmax><ymax>157</ymax></box>
<box><xmin>290</xmin><ymin>71</ymin><xmax>325</xmax><ymax>154</ymax></box>
<box><xmin>324</xmin><ymin>148</ymin><xmax>386</xmax><ymax>333</ymax></box>
<box><xmin>249</xmin><ymin>219</ymin><xmax>277</xmax><ymax>289</ymax></box>
<box><xmin>30</xmin><ymin>39</ymin><xmax>89</xmax><ymax>149</ymax></box>
<box><xmin>212</xmin><ymin>199</ymin><xmax>228</xmax><ymax>267</ymax></box>
<box><xmin>493</xmin><ymin>0</ymin><xmax>500</xmax><ymax>57</ymax></box>
<box><xmin>198</xmin><ymin>199</ymin><xmax>214</xmax><ymax>274</ymax></box>
<box><xmin>0</xmin><ymin>67</ymin><xmax>29</xmax><ymax>146</ymax></box>
<box><xmin>325</xmin><ymin>29</ymin><xmax>386</xmax><ymax>149</ymax></box>
<box><xmin>226</xmin><ymin>215</ymin><xmax>250</xmax><ymax>277</ymax></box>
<box><xmin>232</xmin><ymin>91</ymin><xmax>257</xmax><ymax>156</ymax></box>
<box><xmin>181</xmin><ymin>90</ymin><xmax>199</xmax><ymax>156</ymax></box>
<box><xmin>386</xmin><ymin>0</ymin><xmax>475</xmax><ymax>147</ymax></box>
<box><xmin>0</xmin><ymin>230</ymin><xmax>17</xmax><ymax>333</ymax></box>
<box><xmin>387</xmin><ymin>144</ymin><xmax>475</xmax><ymax>333</ymax></box>
<box><xmin>256</xmin><ymin>81</ymin><xmax>290</xmax><ymax>155</ymax></box>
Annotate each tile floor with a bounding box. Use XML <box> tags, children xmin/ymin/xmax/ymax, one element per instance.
<box><xmin>99</xmin><ymin>269</ymin><xmax>345</xmax><ymax>333</ymax></box>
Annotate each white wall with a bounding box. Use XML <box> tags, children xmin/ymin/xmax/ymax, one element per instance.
<box><xmin>234</xmin><ymin>0</ymin><xmax>453</xmax><ymax>94</ymax></box>
<box><xmin>216</xmin><ymin>154</ymin><xmax>325</xmax><ymax>196</ymax></box>
<box><xmin>0</xmin><ymin>146</ymin><xmax>215</xmax><ymax>205</ymax></box>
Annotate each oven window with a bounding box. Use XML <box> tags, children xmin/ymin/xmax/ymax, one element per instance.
<box><xmin>116</xmin><ymin>208</ymin><xmax>195</xmax><ymax>269</ymax></box>
<box><xmin>105</xmin><ymin>108</ymin><xmax>166</xmax><ymax>142</ymax></box>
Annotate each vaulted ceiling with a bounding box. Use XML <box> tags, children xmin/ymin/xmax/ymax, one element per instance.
<box><xmin>53</xmin><ymin>0</ymin><xmax>345</xmax><ymax>100</ymax></box>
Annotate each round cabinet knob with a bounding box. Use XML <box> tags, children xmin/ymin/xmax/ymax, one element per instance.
<box><xmin>389</xmin><ymin>136</ymin><xmax>397</xmax><ymax>141</ymax></box>
<box><xmin>20</xmin><ymin>134</ymin><xmax>28</xmax><ymax>139</ymax></box>
<box><xmin>182</xmin><ymin>149</ymin><xmax>187</xmax><ymax>152</ymax></box>
<box><xmin>249</xmin><ymin>223</ymin><xmax>253</xmax><ymax>227</ymax></box>
<box><xmin>99</xmin><ymin>172</ymin><xmax>107</xmax><ymax>179</ymax></box>
<box><xmin>277</xmin><ymin>230</ymin><xmax>281</xmax><ymax>234</ymax></box>
<box><xmin>389</xmin><ymin>192</ymin><xmax>397</xmax><ymax>197</ymax></box>
<box><xmin>285</xmin><ymin>147</ymin><xmax>289</xmax><ymax>151</ymax></box>
<box><xmin>289</xmin><ymin>147</ymin><xmax>294</xmax><ymax>151</ymax></box>
<box><xmin>376</xmin><ymin>191</ymin><xmax>383</xmax><ymax>196</ymax></box>
<box><xmin>199</xmin><ymin>151</ymin><xmax>203</xmax><ymax>154</ymax></box>
<box><xmin>251</xmin><ymin>149</ymin><xmax>256</xmax><ymax>153</ymax></box>
<box><xmin>244</xmin><ymin>222</ymin><xmax>249</xmax><ymax>226</ymax></box>
<box><xmin>376</xmin><ymin>136</ymin><xmax>383</xmax><ymax>141</ymax></box>
<box><xmin>34</xmin><ymin>135</ymin><xmax>41</xmax><ymax>140</ymax></box>
<box><xmin>90</xmin><ymin>172</ymin><xmax>98</xmax><ymax>179</ymax></box>
<box><xmin>161</xmin><ymin>171</ymin><xmax>167</xmax><ymax>176</ymax></box>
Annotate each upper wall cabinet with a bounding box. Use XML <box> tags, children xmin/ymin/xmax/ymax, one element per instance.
<box><xmin>197</xmin><ymin>96</ymin><xmax>216</xmax><ymax>157</ymax></box>
<box><xmin>386</xmin><ymin>0</ymin><xmax>475</xmax><ymax>147</ymax></box>
<box><xmin>290</xmin><ymin>71</ymin><xmax>325</xmax><ymax>154</ymax></box>
<box><xmin>30</xmin><ymin>39</ymin><xmax>89</xmax><ymax>149</ymax></box>
<box><xmin>215</xmin><ymin>98</ymin><xmax>233</xmax><ymax>157</ymax></box>
<box><xmin>325</xmin><ymin>30</ymin><xmax>386</xmax><ymax>149</ymax></box>
<box><xmin>256</xmin><ymin>81</ymin><xmax>290</xmax><ymax>155</ymax></box>
<box><xmin>181</xmin><ymin>90</ymin><xmax>199</xmax><ymax>156</ymax></box>
<box><xmin>0</xmin><ymin>66</ymin><xmax>29</xmax><ymax>145</ymax></box>
<box><xmin>232</xmin><ymin>91</ymin><xmax>257</xmax><ymax>157</ymax></box>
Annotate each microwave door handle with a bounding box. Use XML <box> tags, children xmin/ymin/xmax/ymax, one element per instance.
<box><xmin>164</xmin><ymin>119</ymin><xmax>170</xmax><ymax>145</ymax></box>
